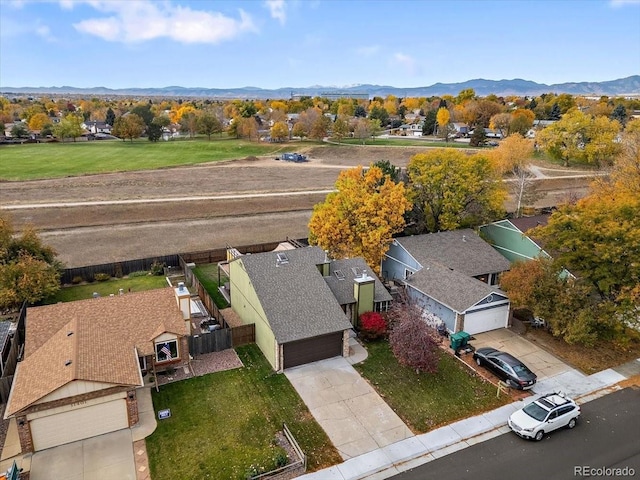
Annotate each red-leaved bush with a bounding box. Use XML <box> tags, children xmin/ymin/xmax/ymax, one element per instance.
<box><xmin>388</xmin><ymin>303</ymin><xmax>440</xmax><ymax>374</ymax></box>
<box><xmin>359</xmin><ymin>311</ymin><xmax>387</xmax><ymax>341</ymax></box>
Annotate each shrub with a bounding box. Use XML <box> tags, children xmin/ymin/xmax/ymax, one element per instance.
<box><xmin>273</xmin><ymin>449</ymin><xmax>288</xmax><ymax>468</ymax></box>
<box><xmin>71</xmin><ymin>276</ymin><xmax>83</xmax><ymax>285</ymax></box>
<box><xmin>94</xmin><ymin>273</ymin><xmax>111</xmax><ymax>282</ymax></box>
<box><xmin>388</xmin><ymin>302</ymin><xmax>440</xmax><ymax>374</ymax></box>
<box><xmin>150</xmin><ymin>261</ymin><xmax>165</xmax><ymax>276</ymax></box>
<box><xmin>128</xmin><ymin>270</ymin><xmax>149</xmax><ymax>277</ymax></box>
<box><xmin>359</xmin><ymin>312</ymin><xmax>387</xmax><ymax>341</ymax></box>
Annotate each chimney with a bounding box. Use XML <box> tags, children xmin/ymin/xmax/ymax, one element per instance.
<box><xmin>174</xmin><ymin>282</ymin><xmax>192</xmax><ymax>327</ymax></box>
<box><xmin>353</xmin><ymin>270</ymin><xmax>375</xmax><ymax>324</ymax></box>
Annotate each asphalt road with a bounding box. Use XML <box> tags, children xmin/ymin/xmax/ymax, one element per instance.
<box><xmin>391</xmin><ymin>387</ymin><xmax>640</xmax><ymax>480</ymax></box>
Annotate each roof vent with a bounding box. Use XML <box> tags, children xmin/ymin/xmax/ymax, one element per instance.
<box><xmin>65</xmin><ymin>360</ymin><xmax>72</xmax><ymax>366</ymax></box>
<box><xmin>276</xmin><ymin>252</ymin><xmax>289</xmax><ymax>266</ymax></box>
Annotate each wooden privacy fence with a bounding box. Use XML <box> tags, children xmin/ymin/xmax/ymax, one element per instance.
<box><xmin>188</xmin><ymin>330</ymin><xmax>232</xmax><ymax>356</ymax></box>
<box><xmin>187</xmin><ymin>324</ymin><xmax>255</xmax><ymax>356</ymax></box>
<box><xmin>231</xmin><ymin>324</ymin><xmax>255</xmax><ymax>347</ymax></box>
<box><xmin>61</xmin><ymin>254</ymin><xmax>180</xmax><ymax>285</ymax></box>
<box><xmin>0</xmin><ymin>303</ymin><xmax>26</xmax><ymax>404</ymax></box>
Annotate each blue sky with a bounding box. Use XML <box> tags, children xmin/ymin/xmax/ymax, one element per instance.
<box><xmin>1</xmin><ymin>0</ymin><xmax>639</xmax><ymax>89</ymax></box>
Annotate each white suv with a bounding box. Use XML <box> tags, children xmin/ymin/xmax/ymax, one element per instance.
<box><xmin>508</xmin><ymin>392</ymin><xmax>581</xmax><ymax>441</ymax></box>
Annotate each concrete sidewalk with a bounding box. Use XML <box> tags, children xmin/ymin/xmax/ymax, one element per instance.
<box><xmin>298</xmin><ymin>356</ymin><xmax>640</xmax><ymax>480</ymax></box>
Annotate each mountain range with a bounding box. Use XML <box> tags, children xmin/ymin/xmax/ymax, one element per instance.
<box><xmin>1</xmin><ymin>76</ymin><xmax>639</xmax><ymax>99</ymax></box>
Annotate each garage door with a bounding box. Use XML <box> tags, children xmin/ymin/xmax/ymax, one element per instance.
<box><xmin>463</xmin><ymin>305</ymin><xmax>509</xmax><ymax>335</ymax></box>
<box><xmin>283</xmin><ymin>332</ymin><xmax>343</xmax><ymax>369</ymax></box>
<box><xmin>31</xmin><ymin>399</ymin><xmax>128</xmax><ymax>451</ymax></box>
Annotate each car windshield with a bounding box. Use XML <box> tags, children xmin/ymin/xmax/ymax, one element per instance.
<box><xmin>523</xmin><ymin>402</ymin><xmax>548</xmax><ymax>422</ymax></box>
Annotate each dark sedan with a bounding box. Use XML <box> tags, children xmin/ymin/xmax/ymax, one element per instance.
<box><xmin>472</xmin><ymin>347</ymin><xmax>537</xmax><ymax>389</ymax></box>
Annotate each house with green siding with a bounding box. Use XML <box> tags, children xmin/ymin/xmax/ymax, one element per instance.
<box><xmin>227</xmin><ymin>245</ymin><xmax>391</xmax><ymax>371</ymax></box>
<box><xmin>479</xmin><ymin>215</ymin><xmax>551</xmax><ymax>263</ymax></box>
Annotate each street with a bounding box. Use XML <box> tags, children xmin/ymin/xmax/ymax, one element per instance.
<box><xmin>391</xmin><ymin>387</ymin><xmax>640</xmax><ymax>480</ymax></box>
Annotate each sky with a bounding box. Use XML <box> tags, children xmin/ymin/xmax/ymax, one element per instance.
<box><xmin>1</xmin><ymin>0</ymin><xmax>639</xmax><ymax>90</ymax></box>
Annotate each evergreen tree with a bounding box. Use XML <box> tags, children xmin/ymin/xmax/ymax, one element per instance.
<box><xmin>548</xmin><ymin>103</ymin><xmax>561</xmax><ymax>120</ymax></box>
<box><xmin>611</xmin><ymin>104</ymin><xmax>627</xmax><ymax>126</ymax></box>
<box><xmin>105</xmin><ymin>107</ymin><xmax>116</xmax><ymax>126</ymax></box>
<box><xmin>469</xmin><ymin>125</ymin><xmax>487</xmax><ymax>147</ymax></box>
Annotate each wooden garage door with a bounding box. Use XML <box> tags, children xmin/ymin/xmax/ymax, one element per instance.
<box><xmin>30</xmin><ymin>399</ymin><xmax>128</xmax><ymax>451</ymax></box>
<box><xmin>283</xmin><ymin>332</ymin><xmax>343</xmax><ymax>369</ymax></box>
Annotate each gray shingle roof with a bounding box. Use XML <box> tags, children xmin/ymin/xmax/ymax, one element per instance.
<box><xmin>396</xmin><ymin>229</ymin><xmax>511</xmax><ymax>277</ymax></box>
<box><xmin>237</xmin><ymin>247</ymin><xmax>352</xmax><ymax>344</ymax></box>
<box><xmin>0</xmin><ymin>321</ymin><xmax>11</xmax><ymax>352</ymax></box>
<box><xmin>325</xmin><ymin>258</ymin><xmax>392</xmax><ymax>305</ymax></box>
<box><xmin>405</xmin><ymin>260</ymin><xmax>505</xmax><ymax>312</ymax></box>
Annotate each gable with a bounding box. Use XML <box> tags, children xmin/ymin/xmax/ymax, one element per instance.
<box><xmin>35</xmin><ymin>379</ymin><xmax>122</xmax><ymax>405</ymax></box>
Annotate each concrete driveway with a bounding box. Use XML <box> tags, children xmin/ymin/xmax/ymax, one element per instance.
<box><xmin>470</xmin><ymin>328</ymin><xmax>571</xmax><ymax>380</ymax></box>
<box><xmin>29</xmin><ymin>428</ymin><xmax>136</xmax><ymax>480</ymax></box>
<box><xmin>285</xmin><ymin>356</ymin><xmax>413</xmax><ymax>460</ymax></box>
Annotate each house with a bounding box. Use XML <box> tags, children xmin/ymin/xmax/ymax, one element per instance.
<box><xmin>82</xmin><ymin>120</ymin><xmax>111</xmax><ymax>134</ymax></box>
<box><xmin>452</xmin><ymin>123</ymin><xmax>469</xmax><ymax>137</ymax></box>
<box><xmin>382</xmin><ymin>229</ymin><xmax>511</xmax><ymax>335</ymax></box>
<box><xmin>4</xmin><ymin>286</ymin><xmax>190</xmax><ymax>453</ymax></box>
<box><xmin>227</xmin><ymin>246</ymin><xmax>387</xmax><ymax>371</ymax></box>
<box><xmin>479</xmin><ymin>215</ymin><xmax>552</xmax><ymax>263</ymax></box>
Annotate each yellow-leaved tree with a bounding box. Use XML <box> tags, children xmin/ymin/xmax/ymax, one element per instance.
<box><xmin>308</xmin><ymin>166</ymin><xmax>412</xmax><ymax>275</ymax></box>
<box><xmin>436</xmin><ymin>107</ymin><xmax>450</xmax><ymax>141</ymax></box>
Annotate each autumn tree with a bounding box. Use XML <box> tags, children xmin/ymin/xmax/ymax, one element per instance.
<box><xmin>0</xmin><ymin>214</ymin><xmax>62</xmax><ymax>312</ymax></box>
<box><xmin>53</xmin><ymin>114</ymin><xmax>84</xmax><ymax>142</ymax></box>
<box><xmin>331</xmin><ymin>117</ymin><xmax>349</xmax><ymax>143</ymax></box>
<box><xmin>112</xmin><ymin>114</ymin><xmax>145</xmax><ymax>142</ymax></box>
<box><xmin>179</xmin><ymin>111</ymin><xmax>199</xmax><ymax>138</ymax></box>
<box><xmin>436</xmin><ymin>107</ymin><xmax>451</xmax><ymax>141</ymax></box>
<box><xmin>406</xmin><ymin>149</ymin><xmax>506</xmax><ymax>233</ymax></box>
<box><xmin>28</xmin><ymin>112</ymin><xmax>50</xmax><ymax>132</ymax></box>
<box><xmin>353</xmin><ymin>117</ymin><xmax>372</xmax><ymax>144</ymax></box>
<box><xmin>291</xmin><ymin>121</ymin><xmax>307</xmax><ymax>139</ymax></box>
<box><xmin>489</xmin><ymin>113</ymin><xmax>512</xmax><ymax>138</ymax></box>
<box><xmin>310</xmin><ymin>114</ymin><xmax>330</xmax><ymax>141</ymax></box>
<box><xmin>308</xmin><ymin>165</ymin><xmax>412</xmax><ymax>275</ymax></box>
<box><xmin>270</xmin><ymin>121</ymin><xmax>289</xmax><ymax>142</ymax></box>
<box><xmin>10</xmin><ymin>122</ymin><xmax>29</xmax><ymax>139</ymax></box>
<box><xmin>198</xmin><ymin>112</ymin><xmax>223</xmax><ymax>140</ymax></box>
<box><xmin>537</xmin><ymin>110</ymin><xmax>621</xmax><ymax>167</ymax></box>
<box><xmin>388</xmin><ymin>300</ymin><xmax>440</xmax><ymax>374</ymax></box>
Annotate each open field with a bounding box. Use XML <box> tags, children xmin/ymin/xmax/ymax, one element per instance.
<box><xmin>1</xmin><ymin>144</ymin><xmax>597</xmax><ymax>267</ymax></box>
<box><xmin>0</xmin><ymin>138</ymin><xmax>289</xmax><ymax>180</ymax></box>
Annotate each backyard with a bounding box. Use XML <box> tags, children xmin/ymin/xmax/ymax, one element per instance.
<box><xmin>43</xmin><ymin>273</ymin><xmax>168</xmax><ymax>303</ymax></box>
<box><xmin>146</xmin><ymin>344</ymin><xmax>341</xmax><ymax>480</ymax></box>
<box><xmin>355</xmin><ymin>341</ymin><xmax>510</xmax><ymax>433</ymax></box>
<box><xmin>192</xmin><ymin>263</ymin><xmax>229</xmax><ymax>309</ymax></box>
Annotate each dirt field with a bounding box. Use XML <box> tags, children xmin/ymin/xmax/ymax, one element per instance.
<box><xmin>1</xmin><ymin>144</ymin><xmax>596</xmax><ymax>268</ymax></box>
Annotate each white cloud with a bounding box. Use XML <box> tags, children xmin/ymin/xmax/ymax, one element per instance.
<box><xmin>35</xmin><ymin>23</ymin><xmax>57</xmax><ymax>42</ymax></box>
<box><xmin>355</xmin><ymin>45</ymin><xmax>380</xmax><ymax>57</ymax></box>
<box><xmin>70</xmin><ymin>1</ymin><xmax>257</xmax><ymax>44</ymax></box>
<box><xmin>265</xmin><ymin>0</ymin><xmax>286</xmax><ymax>25</ymax></box>
<box><xmin>610</xmin><ymin>0</ymin><xmax>640</xmax><ymax>6</ymax></box>
<box><xmin>392</xmin><ymin>52</ymin><xmax>417</xmax><ymax>74</ymax></box>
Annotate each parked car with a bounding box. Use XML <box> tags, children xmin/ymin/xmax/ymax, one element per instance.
<box><xmin>472</xmin><ymin>347</ymin><xmax>537</xmax><ymax>389</ymax></box>
<box><xmin>508</xmin><ymin>392</ymin><xmax>581</xmax><ymax>441</ymax></box>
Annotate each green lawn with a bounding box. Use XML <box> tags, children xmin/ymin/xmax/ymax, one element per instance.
<box><xmin>355</xmin><ymin>341</ymin><xmax>508</xmax><ymax>433</ymax></box>
<box><xmin>0</xmin><ymin>138</ymin><xmax>286</xmax><ymax>181</ymax></box>
<box><xmin>43</xmin><ymin>275</ymin><xmax>168</xmax><ymax>303</ymax></box>
<box><xmin>146</xmin><ymin>345</ymin><xmax>341</xmax><ymax>480</ymax></box>
<box><xmin>192</xmin><ymin>263</ymin><xmax>229</xmax><ymax>309</ymax></box>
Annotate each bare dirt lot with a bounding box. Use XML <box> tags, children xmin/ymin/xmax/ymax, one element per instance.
<box><xmin>1</xmin><ymin>145</ymin><xmax>595</xmax><ymax>267</ymax></box>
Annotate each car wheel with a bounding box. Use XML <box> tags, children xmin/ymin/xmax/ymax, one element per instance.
<box><xmin>506</xmin><ymin>379</ymin><xmax>518</xmax><ymax>389</ymax></box>
<box><xmin>475</xmin><ymin>357</ymin><xmax>482</xmax><ymax>366</ymax></box>
<box><xmin>534</xmin><ymin>430</ymin><xmax>544</xmax><ymax>441</ymax></box>
<box><xmin>567</xmin><ymin>418</ymin><xmax>577</xmax><ymax>429</ymax></box>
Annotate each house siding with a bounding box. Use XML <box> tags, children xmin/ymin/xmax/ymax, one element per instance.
<box><xmin>382</xmin><ymin>241</ymin><xmax>421</xmax><ymax>281</ymax></box>
<box><xmin>229</xmin><ymin>259</ymin><xmax>277</xmax><ymax>369</ymax></box>
<box><xmin>480</xmin><ymin>221</ymin><xmax>549</xmax><ymax>263</ymax></box>
<box><xmin>406</xmin><ymin>287</ymin><xmax>457</xmax><ymax>332</ymax></box>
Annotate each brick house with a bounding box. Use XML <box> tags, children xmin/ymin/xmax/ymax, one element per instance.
<box><xmin>4</xmin><ymin>287</ymin><xmax>190</xmax><ymax>452</ymax></box>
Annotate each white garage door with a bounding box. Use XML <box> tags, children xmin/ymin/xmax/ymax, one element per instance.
<box><xmin>31</xmin><ymin>399</ymin><xmax>128</xmax><ymax>451</ymax></box>
<box><xmin>463</xmin><ymin>305</ymin><xmax>509</xmax><ymax>335</ymax></box>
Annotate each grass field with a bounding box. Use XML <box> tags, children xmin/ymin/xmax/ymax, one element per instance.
<box><xmin>0</xmin><ymin>138</ymin><xmax>287</xmax><ymax>181</ymax></box>
<box><xmin>355</xmin><ymin>341</ymin><xmax>509</xmax><ymax>433</ymax></box>
<box><xmin>43</xmin><ymin>274</ymin><xmax>168</xmax><ymax>303</ymax></box>
<box><xmin>146</xmin><ymin>345</ymin><xmax>341</xmax><ymax>480</ymax></box>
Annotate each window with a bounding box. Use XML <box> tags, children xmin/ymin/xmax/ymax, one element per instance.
<box><xmin>156</xmin><ymin>340</ymin><xmax>178</xmax><ymax>363</ymax></box>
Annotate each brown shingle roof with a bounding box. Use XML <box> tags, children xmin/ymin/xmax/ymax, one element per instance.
<box><xmin>6</xmin><ymin>288</ymin><xmax>185</xmax><ymax>417</ymax></box>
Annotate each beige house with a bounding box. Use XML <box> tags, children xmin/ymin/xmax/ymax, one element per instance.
<box><xmin>4</xmin><ymin>287</ymin><xmax>190</xmax><ymax>452</ymax></box>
